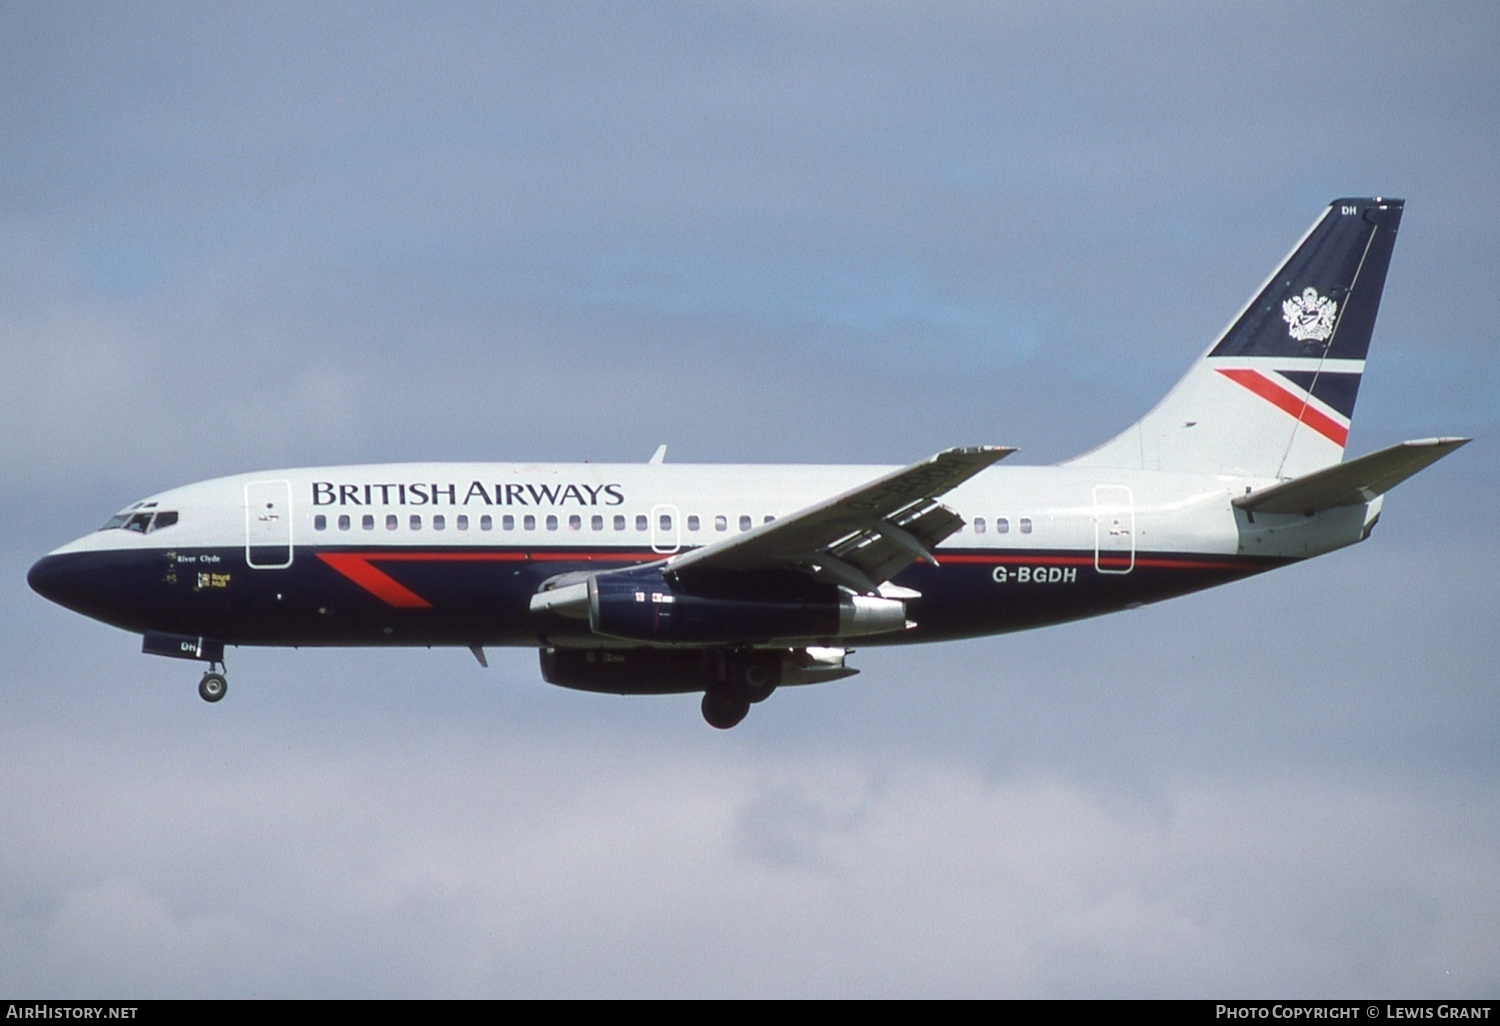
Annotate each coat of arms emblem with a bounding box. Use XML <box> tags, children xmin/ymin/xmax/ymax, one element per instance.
<box><xmin>1282</xmin><ymin>286</ymin><xmax>1337</xmax><ymax>343</ymax></box>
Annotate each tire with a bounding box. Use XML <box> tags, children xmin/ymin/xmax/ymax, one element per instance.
<box><xmin>734</xmin><ymin>655</ymin><xmax>778</xmax><ymax>704</ymax></box>
<box><xmin>701</xmin><ymin>690</ymin><xmax>749</xmax><ymax>730</ymax></box>
<box><xmin>198</xmin><ymin>672</ymin><xmax>228</xmax><ymax>703</ymax></box>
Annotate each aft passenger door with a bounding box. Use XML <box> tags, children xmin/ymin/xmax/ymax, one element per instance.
<box><xmin>245</xmin><ymin>480</ymin><xmax>293</xmax><ymax>569</ymax></box>
<box><xmin>1092</xmin><ymin>485</ymin><xmax>1135</xmax><ymax>574</ymax></box>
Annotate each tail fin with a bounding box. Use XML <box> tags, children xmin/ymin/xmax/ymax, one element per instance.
<box><xmin>1070</xmin><ymin>198</ymin><xmax>1404</xmax><ymax>478</ymax></box>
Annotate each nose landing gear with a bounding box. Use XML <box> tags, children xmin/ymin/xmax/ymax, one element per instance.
<box><xmin>196</xmin><ymin>657</ymin><xmax>228</xmax><ymax>705</ymax></box>
<box><xmin>141</xmin><ymin>633</ymin><xmax>230</xmax><ymax>704</ymax></box>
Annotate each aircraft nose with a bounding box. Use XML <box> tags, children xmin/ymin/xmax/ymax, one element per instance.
<box><xmin>28</xmin><ymin>553</ymin><xmax>90</xmax><ymax>613</ymax></box>
<box><xmin>29</xmin><ymin>547</ymin><xmax>166</xmax><ymax>633</ymax></box>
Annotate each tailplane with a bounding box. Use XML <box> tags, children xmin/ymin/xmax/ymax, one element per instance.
<box><xmin>1070</xmin><ymin>198</ymin><xmax>1405</xmax><ymax>479</ymax></box>
<box><xmin>1233</xmin><ymin>437</ymin><xmax>1469</xmax><ymax>515</ymax></box>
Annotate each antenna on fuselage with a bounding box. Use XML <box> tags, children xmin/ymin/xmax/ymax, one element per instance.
<box><xmin>648</xmin><ymin>444</ymin><xmax>667</xmax><ymax>465</ymax></box>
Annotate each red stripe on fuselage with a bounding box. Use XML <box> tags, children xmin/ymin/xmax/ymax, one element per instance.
<box><xmin>317</xmin><ymin>548</ymin><xmax>1280</xmax><ymax>608</ymax></box>
<box><xmin>315</xmin><ymin>549</ymin><xmax>660</xmax><ymax>608</ymax></box>
<box><xmin>1216</xmin><ymin>367</ymin><xmax>1349</xmax><ymax>446</ymax></box>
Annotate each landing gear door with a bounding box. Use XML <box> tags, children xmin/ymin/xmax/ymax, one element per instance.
<box><xmin>245</xmin><ymin>480</ymin><xmax>293</xmax><ymax>569</ymax></box>
<box><xmin>1092</xmin><ymin>485</ymin><xmax>1135</xmax><ymax>574</ymax></box>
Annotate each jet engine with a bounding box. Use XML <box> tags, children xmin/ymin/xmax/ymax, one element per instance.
<box><xmin>532</xmin><ymin>565</ymin><xmax>907</xmax><ymax>645</ymax></box>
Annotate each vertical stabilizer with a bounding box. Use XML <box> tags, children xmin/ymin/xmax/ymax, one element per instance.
<box><xmin>1070</xmin><ymin>198</ymin><xmax>1404</xmax><ymax>479</ymax></box>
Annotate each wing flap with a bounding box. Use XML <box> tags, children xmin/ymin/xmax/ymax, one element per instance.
<box><xmin>668</xmin><ymin>446</ymin><xmax>1013</xmax><ymax>589</ymax></box>
<box><xmin>1234</xmin><ymin>437</ymin><xmax>1470</xmax><ymax>515</ymax></box>
<box><xmin>824</xmin><ymin>502</ymin><xmax>963</xmax><ymax>586</ymax></box>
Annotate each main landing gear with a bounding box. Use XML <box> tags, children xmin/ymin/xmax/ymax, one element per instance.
<box><xmin>701</xmin><ymin>689</ymin><xmax>749</xmax><ymax>730</ymax></box>
<box><xmin>198</xmin><ymin>666</ymin><xmax>228</xmax><ymax>703</ymax></box>
<box><xmin>700</xmin><ymin>652</ymin><xmax>778</xmax><ymax>730</ymax></box>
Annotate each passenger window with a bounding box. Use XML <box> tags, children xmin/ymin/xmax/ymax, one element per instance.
<box><xmin>715</xmin><ymin>515</ymin><xmax>727</xmax><ymax>532</ymax></box>
<box><xmin>974</xmin><ymin>517</ymin><xmax>986</xmax><ymax>534</ymax></box>
<box><xmin>764</xmin><ymin>515</ymin><xmax>775</xmax><ymax>524</ymax></box>
<box><xmin>457</xmin><ymin>514</ymin><xmax>469</xmax><ymax>530</ymax></box>
<box><xmin>569</xmin><ymin>514</ymin><xmax>581</xmax><ymax>531</ymax></box>
<box><xmin>523</xmin><ymin>515</ymin><xmax>535</xmax><ymax>531</ymax></box>
<box><xmin>1020</xmin><ymin>517</ymin><xmax>1033</xmax><ymax>534</ymax></box>
<box><xmin>636</xmin><ymin>515</ymin><xmax>647</xmax><ymax>531</ymax></box>
<box><xmin>314</xmin><ymin>515</ymin><xmax>327</xmax><ymax>531</ymax></box>
<box><xmin>687</xmin><ymin>515</ymin><xmax>700</xmax><ymax>532</ymax></box>
<box><xmin>592</xmin><ymin>515</ymin><xmax>603</xmax><ymax>531</ymax></box>
<box><xmin>410</xmin><ymin>515</ymin><xmax>422</xmax><ymax>530</ymax></box>
<box><xmin>362</xmin><ymin>514</ymin><xmax>375</xmax><ymax>531</ymax></box>
<box><xmin>338</xmin><ymin>514</ymin><xmax>351</xmax><ymax>531</ymax></box>
<box><xmin>659</xmin><ymin>514</ymin><xmax>673</xmax><ymax>532</ymax></box>
<box><xmin>739</xmin><ymin>515</ymin><xmax>751</xmax><ymax>532</ymax></box>
<box><xmin>433</xmin><ymin>515</ymin><xmax>446</xmax><ymax>530</ymax></box>
<box><xmin>546</xmin><ymin>515</ymin><xmax>558</xmax><ymax>531</ymax></box>
<box><xmin>386</xmin><ymin>514</ymin><xmax>398</xmax><ymax>531</ymax></box>
<box><xmin>614</xmin><ymin>515</ymin><xmax>626</xmax><ymax>531</ymax></box>
<box><xmin>996</xmin><ymin>517</ymin><xmax>1009</xmax><ymax>534</ymax></box>
<box><xmin>504</xmin><ymin>515</ymin><xmax>516</xmax><ymax>531</ymax></box>
<box><xmin>480</xmin><ymin>515</ymin><xmax>493</xmax><ymax>531</ymax></box>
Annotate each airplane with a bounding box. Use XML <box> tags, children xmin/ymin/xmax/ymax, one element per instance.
<box><xmin>28</xmin><ymin>197</ymin><xmax>1469</xmax><ymax>728</ymax></box>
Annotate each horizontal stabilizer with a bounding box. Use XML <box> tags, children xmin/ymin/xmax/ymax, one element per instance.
<box><xmin>1234</xmin><ymin>437</ymin><xmax>1470</xmax><ymax>515</ymax></box>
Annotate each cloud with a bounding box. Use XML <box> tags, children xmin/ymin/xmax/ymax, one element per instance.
<box><xmin>2</xmin><ymin>708</ymin><xmax>1495</xmax><ymax>997</ymax></box>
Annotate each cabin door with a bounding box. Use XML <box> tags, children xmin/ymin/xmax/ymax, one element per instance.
<box><xmin>1092</xmin><ymin>485</ymin><xmax>1135</xmax><ymax>574</ymax></box>
<box><xmin>245</xmin><ymin>480</ymin><xmax>294</xmax><ymax>569</ymax></box>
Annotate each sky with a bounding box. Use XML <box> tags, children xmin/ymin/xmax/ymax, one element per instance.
<box><xmin>3</xmin><ymin>1</ymin><xmax>1498</xmax><ymax>998</ymax></box>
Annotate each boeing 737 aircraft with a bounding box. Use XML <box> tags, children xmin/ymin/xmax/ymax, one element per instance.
<box><xmin>29</xmin><ymin>198</ymin><xmax>1468</xmax><ymax>727</ymax></box>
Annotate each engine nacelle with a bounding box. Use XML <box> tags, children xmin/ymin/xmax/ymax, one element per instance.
<box><xmin>583</xmin><ymin>566</ymin><xmax>906</xmax><ymax>645</ymax></box>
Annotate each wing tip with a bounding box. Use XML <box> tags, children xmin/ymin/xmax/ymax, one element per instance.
<box><xmin>1404</xmin><ymin>436</ymin><xmax>1471</xmax><ymax>448</ymax></box>
<box><xmin>935</xmin><ymin>445</ymin><xmax>1018</xmax><ymax>464</ymax></box>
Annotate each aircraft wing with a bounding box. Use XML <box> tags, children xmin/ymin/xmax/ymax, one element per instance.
<box><xmin>666</xmin><ymin>446</ymin><xmax>1013</xmax><ymax>593</ymax></box>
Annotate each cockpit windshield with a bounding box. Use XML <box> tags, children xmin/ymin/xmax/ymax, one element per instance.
<box><xmin>99</xmin><ymin>503</ymin><xmax>179</xmax><ymax>534</ymax></box>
